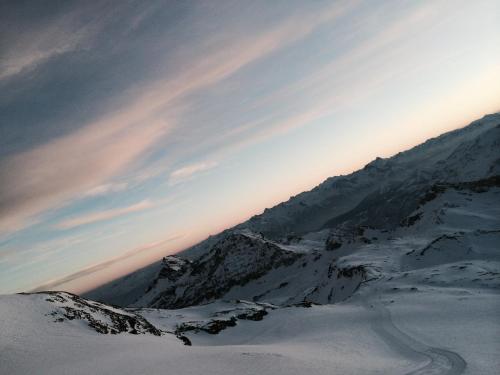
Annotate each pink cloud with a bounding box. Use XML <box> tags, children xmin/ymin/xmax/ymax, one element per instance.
<box><xmin>0</xmin><ymin>1</ymin><xmax>355</xmax><ymax>235</ymax></box>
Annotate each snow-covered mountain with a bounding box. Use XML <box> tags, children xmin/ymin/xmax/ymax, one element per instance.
<box><xmin>94</xmin><ymin>113</ymin><xmax>499</xmax><ymax>309</ymax></box>
<box><xmin>181</xmin><ymin>113</ymin><xmax>499</xmax><ymax>257</ymax></box>
<box><xmin>2</xmin><ymin>113</ymin><xmax>500</xmax><ymax>374</ymax></box>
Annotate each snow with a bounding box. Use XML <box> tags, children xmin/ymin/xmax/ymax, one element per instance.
<box><xmin>2</xmin><ymin>290</ymin><xmax>498</xmax><ymax>374</ymax></box>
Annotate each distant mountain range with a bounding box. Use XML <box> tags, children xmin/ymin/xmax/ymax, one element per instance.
<box><xmin>86</xmin><ymin>113</ymin><xmax>500</xmax><ymax>308</ymax></box>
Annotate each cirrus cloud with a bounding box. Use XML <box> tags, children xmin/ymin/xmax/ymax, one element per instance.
<box><xmin>169</xmin><ymin>161</ymin><xmax>219</xmax><ymax>185</ymax></box>
<box><xmin>56</xmin><ymin>199</ymin><xmax>154</xmax><ymax>230</ymax></box>
<box><xmin>0</xmin><ymin>0</ymin><xmax>355</xmax><ymax>236</ymax></box>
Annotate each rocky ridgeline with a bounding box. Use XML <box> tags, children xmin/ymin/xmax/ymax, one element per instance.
<box><xmin>176</xmin><ymin>302</ymin><xmax>273</xmax><ymax>340</ymax></box>
<box><xmin>140</xmin><ymin>233</ymin><xmax>303</xmax><ymax>309</ymax></box>
<box><xmin>134</xmin><ymin>230</ymin><xmax>370</xmax><ymax>310</ymax></box>
<box><xmin>25</xmin><ymin>291</ymin><xmax>162</xmax><ymax>335</ymax></box>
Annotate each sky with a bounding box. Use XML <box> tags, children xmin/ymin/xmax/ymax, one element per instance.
<box><xmin>1</xmin><ymin>0</ymin><xmax>500</xmax><ymax>295</ymax></box>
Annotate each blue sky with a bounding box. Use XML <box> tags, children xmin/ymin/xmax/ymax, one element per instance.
<box><xmin>1</xmin><ymin>0</ymin><xmax>499</xmax><ymax>294</ymax></box>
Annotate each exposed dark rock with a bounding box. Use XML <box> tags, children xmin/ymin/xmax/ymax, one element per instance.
<box><xmin>337</xmin><ymin>265</ymin><xmax>366</xmax><ymax>279</ymax></box>
<box><xmin>24</xmin><ymin>291</ymin><xmax>162</xmax><ymax>336</ymax></box>
<box><xmin>237</xmin><ymin>309</ymin><xmax>268</xmax><ymax>321</ymax></box>
<box><xmin>419</xmin><ymin>175</ymin><xmax>500</xmax><ymax>207</ymax></box>
<box><xmin>278</xmin><ymin>282</ymin><xmax>289</xmax><ymax>289</ymax></box>
<box><xmin>177</xmin><ymin>317</ymin><xmax>238</xmax><ymax>335</ymax></box>
<box><xmin>292</xmin><ymin>301</ymin><xmax>314</xmax><ymax>308</ymax></box>
<box><xmin>400</xmin><ymin>212</ymin><xmax>423</xmax><ymax>227</ymax></box>
<box><xmin>406</xmin><ymin>234</ymin><xmax>461</xmax><ymax>256</ymax></box>
<box><xmin>144</xmin><ymin>233</ymin><xmax>303</xmax><ymax>309</ymax></box>
<box><xmin>325</xmin><ymin>238</ymin><xmax>342</xmax><ymax>250</ymax></box>
<box><xmin>177</xmin><ymin>335</ymin><xmax>192</xmax><ymax>346</ymax></box>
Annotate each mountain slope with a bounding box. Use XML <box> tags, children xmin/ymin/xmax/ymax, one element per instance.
<box><xmin>89</xmin><ymin>113</ymin><xmax>500</xmax><ymax>308</ymax></box>
<box><xmin>2</xmin><ymin>291</ymin><xmax>162</xmax><ymax>336</ymax></box>
<box><xmin>133</xmin><ymin>231</ymin><xmax>366</xmax><ymax>309</ymax></box>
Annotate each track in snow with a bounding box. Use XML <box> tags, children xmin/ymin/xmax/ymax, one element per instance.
<box><xmin>364</xmin><ymin>299</ymin><xmax>466</xmax><ymax>375</ymax></box>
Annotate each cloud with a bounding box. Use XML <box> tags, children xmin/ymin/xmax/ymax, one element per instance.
<box><xmin>56</xmin><ymin>200</ymin><xmax>153</xmax><ymax>230</ymax></box>
<box><xmin>0</xmin><ymin>116</ymin><xmax>169</xmax><ymax>234</ymax></box>
<box><xmin>0</xmin><ymin>3</ymin><xmax>110</xmax><ymax>81</ymax></box>
<box><xmin>0</xmin><ymin>1</ymin><xmax>162</xmax><ymax>81</ymax></box>
<box><xmin>0</xmin><ymin>1</ymin><xmax>355</xmax><ymax>236</ymax></box>
<box><xmin>185</xmin><ymin>2</ymin><xmax>447</xmax><ymax>161</ymax></box>
<box><xmin>82</xmin><ymin>182</ymin><xmax>130</xmax><ymax>198</ymax></box>
<box><xmin>30</xmin><ymin>234</ymin><xmax>183</xmax><ymax>292</ymax></box>
<box><xmin>169</xmin><ymin>161</ymin><xmax>218</xmax><ymax>185</ymax></box>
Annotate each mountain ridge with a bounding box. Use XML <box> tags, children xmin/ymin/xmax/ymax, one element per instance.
<box><xmin>85</xmin><ymin>113</ymin><xmax>500</xmax><ymax>307</ymax></box>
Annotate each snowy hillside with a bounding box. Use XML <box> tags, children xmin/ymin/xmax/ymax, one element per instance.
<box><xmin>1</xmin><ymin>113</ymin><xmax>499</xmax><ymax>374</ymax></box>
<box><xmin>0</xmin><ymin>291</ymin><xmax>162</xmax><ymax>335</ymax></box>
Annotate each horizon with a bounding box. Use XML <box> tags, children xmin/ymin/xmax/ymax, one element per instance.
<box><xmin>1</xmin><ymin>0</ymin><xmax>500</xmax><ymax>295</ymax></box>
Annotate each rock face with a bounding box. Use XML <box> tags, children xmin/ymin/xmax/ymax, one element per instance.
<box><xmin>137</xmin><ymin>233</ymin><xmax>303</xmax><ymax>309</ymax></box>
<box><xmin>175</xmin><ymin>302</ymin><xmax>272</xmax><ymax>337</ymax></box>
<box><xmin>132</xmin><ymin>229</ymin><xmax>370</xmax><ymax>309</ymax></box>
<box><xmin>25</xmin><ymin>291</ymin><xmax>162</xmax><ymax>335</ymax></box>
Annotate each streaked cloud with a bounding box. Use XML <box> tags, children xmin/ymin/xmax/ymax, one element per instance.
<box><xmin>0</xmin><ymin>116</ymin><xmax>169</xmax><ymax>234</ymax></box>
<box><xmin>169</xmin><ymin>161</ymin><xmax>219</xmax><ymax>185</ymax></box>
<box><xmin>82</xmin><ymin>182</ymin><xmax>130</xmax><ymax>198</ymax></box>
<box><xmin>56</xmin><ymin>200</ymin><xmax>154</xmax><ymax>230</ymax></box>
<box><xmin>0</xmin><ymin>2</ymin><xmax>109</xmax><ymax>81</ymax></box>
<box><xmin>0</xmin><ymin>0</ymin><xmax>354</xmax><ymax>236</ymax></box>
<box><xmin>30</xmin><ymin>234</ymin><xmax>184</xmax><ymax>292</ymax></box>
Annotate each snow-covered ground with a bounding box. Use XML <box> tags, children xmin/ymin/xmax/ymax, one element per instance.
<box><xmin>1</xmin><ymin>289</ymin><xmax>498</xmax><ymax>374</ymax></box>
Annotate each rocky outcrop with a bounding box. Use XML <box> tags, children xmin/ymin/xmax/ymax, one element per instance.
<box><xmin>26</xmin><ymin>291</ymin><xmax>162</xmax><ymax>335</ymax></box>
<box><xmin>140</xmin><ymin>233</ymin><xmax>303</xmax><ymax>309</ymax></box>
